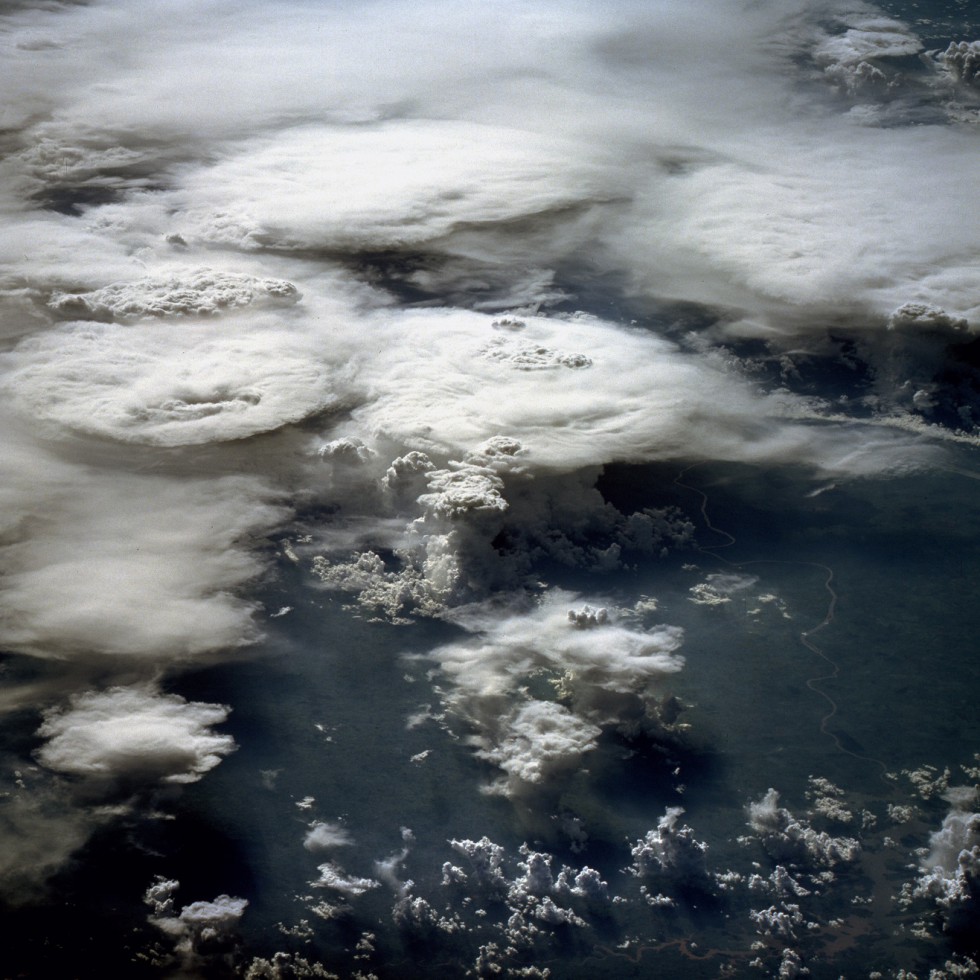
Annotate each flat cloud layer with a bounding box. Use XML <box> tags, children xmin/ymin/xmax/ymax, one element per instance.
<box><xmin>4</xmin><ymin>0</ymin><xmax>976</xmax><ymax>336</ymax></box>
<box><xmin>165</xmin><ymin>120</ymin><xmax>606</xmax><ymax>252</ymax></box>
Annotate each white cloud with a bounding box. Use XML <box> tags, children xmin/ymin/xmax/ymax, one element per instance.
<box><xmin>629</xmin><ymin>807</ymin><xmax>709</xmax><ymax>881</ymax></box>
<box><xmin>48</xmin><ymin>269</ymin><xmax>299</xmax><ymax>321</ymax></box>
<box><xmin>310</xmin><ymin>862</ymin><xmax>380</xmax><ymax>897</ymax></box>
<box><xmin>0</xmin><ymin>0</ymin><xmax>974</xmax><ymax>957</ymax></box>
<box><xmin>3</xmin><ymin>307</ymin><xmax>352</xmax><ymax>447</ymax></box>
<box><xmin>36</xmin><ymin>686</ymin><xmax>236</xmax><ymax>784</ymax></box>
<box><xmin>417</xmin><ymin>591</ymin><xmax>685</xmax><ymax>794</ymax></box>
<box><xmin>351</xmin><ymin>307</ymin><xmax>948</xmax><ymax>477</ymax></box>
<box><xmin>813</xmin><ymin>16</ymin><xmax>922</xmax><ymax>67</ymax></box>
<box><xmin>145</xmin><ymin>877</ymin><xmax>248</xmax><ymax>965</ymax></box>
<box><xmin>5</xmin><ymin>0</ymin><xmax>978</xmax><ymax>345</ymax></box>
<box><xmin>165</xmin><ymin>120</ymin><xmax>603</xmax><ymax>254</ymax></box>
<box><xmin>311</xmin><ymin>434</ymin><xmax>699</xmax><ymax>623</ymax></box>
<box><xmin>475</xmin><ymin>701</ymin><xmax>601</xmax><ymax>794</ymax></box>
<box><xmin>914</xmin><ymin>791</ymin><xmax>980</xmax><ymax>928</ymax></box>
<box><xmin>0</xmin><ymin>458</ymin><xmax>285</xmax><ymax>659</ymax></box>
<box><xmin>944</xmin><ymin>41</ymin><xmax>980</xmax><ymax>87</ymax></box>
<box><xmin>887</xmin><ymin>302</ymin><xmax>970</xmax><ymax>334</ymax></box>
<box><xmin>437</xmin><ymin>592</ymin><xmax>684</xmax><ymax>701</ymax></box>
<box><xmin>303</xmin><ymin>822</ymin><xmax>354</xmax><ymax>852</ymax></box>
<box><xmin>747</xmin><ymin>789</ymin><xmax>861</xmax><ymax>868</ymax></box>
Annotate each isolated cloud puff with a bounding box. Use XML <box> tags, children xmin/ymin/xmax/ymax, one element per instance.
<box><xmin>303</xmin><ymin>821</ymin><xmax>354</xmax><ymax>852</ymax></box>
<box><xmin>887</xmin><ymin>302</ymin><xmax>970</xmax><ymax>334</ymax></box>
<box><xmin>36</xmin><ymin>686</ymin><xmax>235</xmax><ymax>784</ymax></box>
<box><xmin>310</xmin><ymin>862</ymin><xmax>380</xmax><ymax>897</ymax></box>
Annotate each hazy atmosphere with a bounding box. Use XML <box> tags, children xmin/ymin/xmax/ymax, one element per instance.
<box><xmin>1</xmin><ymin>0</ymin><xmax>979</xmax><ymax>976</ymax></box>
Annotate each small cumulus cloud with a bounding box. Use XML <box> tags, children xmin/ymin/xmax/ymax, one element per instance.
<box><xmin>145</xmin><ymin>877</ymin><xmax>248</xmax><ymax>969</ymax></box>
<box><xmin>747</xmin><ymin>788</ymin><xmax>861</xmax><ymax>868</ymax></box>
<box><xmin>303</xmin><ymin>821</ymin><xmax>354</xmax><ymax>852</ymax></box>
<box><xmin>629</xmin><ymin>807</ymin><xmax>709</xmax><ymax>882</ymax></box>
<box><xmin>310</xmin><ymin>863</ymin><xmax>380</xmax><ymax>897</ymax></box>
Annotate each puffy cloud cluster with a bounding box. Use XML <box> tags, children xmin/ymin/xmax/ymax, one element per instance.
<box><xmin>749</xmin><ymin>902</ymin><xmax>805</xmax><ymax>940</ymax></box>
<box><xmin>888</xmin><ymin>302</ymin><xmax>970</xmax><ymax>335</ymax></box>
<box><xmin>36</xmin><ymin>686</ymin><xmax>235</xmax><ymax>785</ymax></box>
<box><xmin>478</xmin><ymin>336</ymin><xmax>592</xmax><ymax>372</ymax></box>
<box><xmin>474</xmin><ymin>701</ymin><xmax>601</xmax><ymax>791</ymax></box>
<box><xmin>914</xmin><ymin>791</ymin><xmax>980</xmax><ymax>933</ymax></box>
<box><xmin>313</xmin><ymin>435</ymin><xmax>695</xmax><ymax>622</ymax></box>
<box><xmin>444</xmin><ymin>836</ymin><xmax>608</xmax><ymax>937</ymax></box>
<box><xmin>145</xmin><ymin>877</ymin><xmax>248</xmax><ymax>967</ymax></box>
<box><xmin>813</xmin><ymin>13</ymin><xmax>922</xmax><ymax>98</ymax></box>
<box><xmin>747</xmin><ymin>789</ymin><xmax>861</xmax><ymax>868</ymax></box>
<box><xmin>417</xmin><ymin>463</ymin><xmax>509</xmax><ymax>522</ymax></box>
<box><xmin>944</xmin><ymin>41</ymin><xmax>980</xmax><ymax>87</ymax></box>
<box><xmin>850</xmin><ymin>302</ymin><xmax>980</xmax><ymax>425</ymax></box>
<box><xmin>244</xmin><ymin>952</ymin><xmax>340</xmax><ymax>979</ymax></box>
<box><xmin>629</xmin><ymin>807</ymin><xmax>709</xmax><ymax>882</ymax></box>
<box><xmin>48</xmin><ymin>269</ymin><xmax>299</xmax><ymax>320</ymax></box>
<box><xmin>689</xmin><ymin>572</ymin><xmax>758</xmax><ymax>607</ymax></box>
<box><xmin>312</xmin><ymin>437</ymin><xmax>523</xmax><ymax>621</ymax></box>
<box><xmin>809</xmin><ymin>9</ymin><xmax>956</xmax><ymax>119</ymax></box>
<box><xmin>419</xmin><ymin>592</ymin><xmax>685</xmax><ymax>794</ymax></box>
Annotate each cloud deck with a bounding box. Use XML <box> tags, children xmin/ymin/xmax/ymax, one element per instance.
<box><xmin>1</xmin><ymin>0</ymin><xmax>979</xmax><ymax>976</ymax></box>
